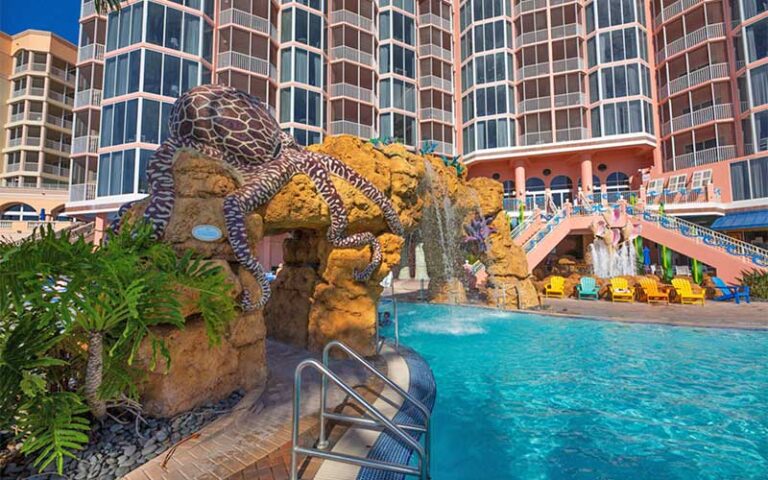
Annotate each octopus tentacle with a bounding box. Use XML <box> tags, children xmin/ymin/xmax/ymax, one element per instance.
<box><xmin>294</xmin><ymin>151</ymin><xmax>383</xmax><ymax>281</ymax></box>
<box><xmin>308</xmin><ymin>152</ymin><xmax>404</xmax><ymax>236</ymax></box>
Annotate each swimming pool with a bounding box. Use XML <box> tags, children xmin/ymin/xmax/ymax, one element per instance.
<box><xmin>384</xmin><ymin>303</ymin><xmax>768</xmax><ymax>479</ymax></box>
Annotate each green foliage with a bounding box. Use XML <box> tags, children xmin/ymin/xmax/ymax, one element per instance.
<box><xmin>0</xmin><ymin>222</ymin><xmax>237</xmax><ymax>473</ymax></box>
<box><xmin>739</xmin><ymin>269</ymin><xmax>768</xmax><ymax>299</ymax></box>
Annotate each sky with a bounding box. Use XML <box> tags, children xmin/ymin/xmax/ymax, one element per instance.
<box><xmin>0</xmin><ymin>0</ymin><xmax>80</xmax><ymax>44</ymax></box>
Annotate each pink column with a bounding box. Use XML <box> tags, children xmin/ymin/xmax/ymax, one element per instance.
<box><xmin>93</xmin><ymin>213</ymin><xmax>107</xmax><ymax>245</ymax></box>
<box><xmin>514</xmin><ymin>163</ymin><xmax>526</xmax><ymax>197</ymax></box>
<box><xmin>580</xmin><ymin>156</ymin><xmax>593</xmax><ymax>194</ymax></box>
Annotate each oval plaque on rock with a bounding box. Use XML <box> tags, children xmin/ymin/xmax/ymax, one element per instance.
<box><xmin>192</xmin><ymin>224</ymin><xmax>222</xmax><ymax>242</ymax></box>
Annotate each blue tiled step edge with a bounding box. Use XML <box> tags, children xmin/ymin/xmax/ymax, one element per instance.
<box><xmin>356</xmin><ymin>345</ymin><xmax>436</xmax><ymax>480</ymax></box>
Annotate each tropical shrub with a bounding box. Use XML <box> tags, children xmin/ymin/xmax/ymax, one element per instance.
<box><xmin>0</xmin><ymin>223</ymin><xmax>236</xmax><ymax>473</ymax></box>
<box><xmin>739</xmin><ymin>268</ymin><xmax>768</xmax><ymax>299</ymax></box>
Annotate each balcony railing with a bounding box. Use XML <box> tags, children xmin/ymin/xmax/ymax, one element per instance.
<box><xmin>330</xmin><ymin>9</ymin><xmax>375</xmax><ymax>31</ymax></box>
<box><xmin>554</xmin><ymin>92</ymin><xmax>585</xmax><ymax>107</ymax></box>
<box><xmin>72</xmin><ymin>135</ymin><xmax>99</xmax><ymax>154</ymax></box>
<box><xmin>514</xmin><ymin>0</ymin><xmax>547</xmax><ymax>16</ymax></box>
<box><xmin>661</xmin><ymin>103</ymin><xmax>733</xmax><ymax>135</ymax></box>
<box><xmin>654</xmin><ymin>0</ymin><xmax>705</xmax><ymax>26</ymax></box>
<box><xmin>25</xmin><ymin>137</ymin><xmax>41</xmax><ymax>146</ymax></box>
<box><xmin>329</xmin><ymin>83</ymin><xmax>376</xmax><ymax>103</ymax></box>
<box><xmin>555</xmin><ymin>127</ymin><xmax>589</xmax><ymax>142</ymax></box>
<box><xmin>520</xmin><ymin>131</ymin><xmax>553</xmax><ymax>146</ymax></box>
<box><xmin>11</xmin><ymin>88</ymin><xmax>26</xmax><ymax>98</ymax></box>
<box><xmin>661</xmin><ymin>62</ymin><xmax>728</xmax><ymax>99</ymax></box>
<box><xmin>29</xmin><ymin>87</ymin><xmax>45</xmax><ymax>97</ymax></box>
<box><xmin>48</xmin><ymin>90</ymin><xmax>74</xmax><ymax>105</ymax></box>
<box><xmin>517</xmin><ymin>62</ymin><xmax>549</xmax><ymax>79</ymax></box>
<box><xmin>9</xmin><ymin>112</ymin><xmax>24</xmax><ymax>123</ymax></box>
<box><xmin>656</xmin><ymin>23</ymin><xmax>724</xmax><ymax>63</ymax></box>
<box><xmin>552</xmin><ymin>57</ymin><xmax>583</xmax><ymax>73</ymax></box>
<box><xmin>330</xmin><ymin>46</ymin><xmax>375</xmax><ymax>67</ymax></box>
<box><xmin>69</xmin><ymin>182</ymin><xmax>97</xmax><ymax>202</ymax></box>
<box><xmin>217</xmin><ymin>51</ymin><xmax>277</xmax><ymax>80</ymax></box>
<box><xmin>419</xmin><ymin>13</ymin><xmax>451</xmax><ymax>31</ymax></box>
<box><xmin>330</xmin><ymin>121</ymin><xmax>374</xmax><ymax>138</ymax></box>
<box><xmin>81</xmin><ymin>1</ymin><xmax>96</xmax><ymax>17</ymax></box>
<box><xmin>23</xmin><ymin>162</ymin><xmax>39</xmax><ymax>172</ymax></box>
<box><xmin>7</xmin><ymin>138</ymin><xmax>22</xmax><ymax>148</ymax></box>
<box><xmin>50</xmin><ymin>66</ymin><xmax>75</xmax><ymax>84</ymax></box>
<box><xmin>74</xmin><ymin>88</ymin><xmax>102</xmax><ymax>108</ymax></box>
<box><xmin>14</xmin><ymin>63</ymin><xmax>29</xmax><ymax>74</ymax></box>
<box><xmin>44</xmin><ymin>139</ymin><xmax>71</xmax><ymax>152</ymax></box>
<box><xmin>32</xmin><ymin>62</ymin><xmax>47</xmax><ymax>72</ymax></box>
<box><xmin>516</xmin><ymin>29</ymin><xmax>548</xmax><ymax>47</ymax></box>
<box><xmin>78</xmin><ymin>43</ymin><xmax>105</xmax><ymax>63</ymax></box>
<box><xmin>418</xmin><ymin>44</ymin><xmax>452</xmax><ymax>62</ymax></box>
<box><xmin>419</xmin><ymin>75</ymin><xmax>453</xmax><ymax>92</ymax></box>
<box><xmin>219</xmin><ymin>8</ymin><xmax>277</xmax><ymax>41</ymax></box>
<box><xmin>518</xmin><ymin>96</ymin><xmax>551</xmax><ymax>113</ymax></box>
<box><xmin>550</xmin><ymin>23</ymin><xmax>582</xmax><ymax>40</ymax></box>
<box><xmin>669</xmin><ymin>144</ymin><xmax>736</xmax><ymax>170</ymax></box>
<box><xmin>431</xmin><ymin>140</ymin><xmax>454</xmax><ymax>155</ymax></box>
<box><xmin>5</xmin><ymin>163</ymin><xmax>21</xmax><ymax>172</ymax></box>
<box><xmin>419</xmin><ymin>107</ymin><xmax>454</xmax><ymax>123</ymax></box>
<box><xmin>42</xmin><ymin>164</ymin><xmax>70</xmax><ymax>177</ymax></box>
<box><xmin>46</xmin><ymin>114</ymin><xmax>73</xmax><ymax>130</ymax></box>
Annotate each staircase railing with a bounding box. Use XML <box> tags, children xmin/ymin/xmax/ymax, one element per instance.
<box><xmin>522</xmin><ymin>209</ymin><xmax>567</xmax><ymax>253</ymax></box>
<box><xmin>510</xmin><ymin>211</ymin><xmax>540</xmax><ymax>239</ymax></box>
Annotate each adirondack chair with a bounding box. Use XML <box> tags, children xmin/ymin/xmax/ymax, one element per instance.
<box><xmin>638</xmin><ymin>278</ymin><xmax>670</xmax><ymax>304</ymax></box>
<box><xmin>609</xmin><ymin>277</ymin><xmax>635</xmax><ymax>302</ymax></box>
<box><xmin>544</xmin><ymin>276</ymin><xmax>566</xmax><ymax>298</ymax></box>
<box><xmin>576</xmin><ymin>277</ymin><xmax>599</xmax><ymax>300</ymax></box>
<box><xmin>712</xmin><ymin>277</ymin><xmax>751</xmax><ymax>304</ymax></box>
<box><xmin>671</xmin><ymin>278</ymin><xmax>705</xmax><ymax>305</ymax></box>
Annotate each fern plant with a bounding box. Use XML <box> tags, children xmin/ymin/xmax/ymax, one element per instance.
<box><xmin>739</xmin><ymin>268</ymin><xmax>768</xmax><ymax>299</ymax></box>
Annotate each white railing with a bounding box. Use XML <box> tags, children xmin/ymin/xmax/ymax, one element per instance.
<box><xmin>514</xmin><ymin>0</ymin><xmax>547</xmax><ymax>15</ymax></box>
<box><xmin>0</xmin><ymin>220</ymin><xmax>13</xmax><ymax>229</ymax></box>
<box><xmin>9</xmin><ymin>112</ymin><xmax>24</xmax><ymax>123</ymax></box>
<box><xmin>78</xmin><ymin>43</ymin><xmax>105</xmax><ymax>63</ymax></box>
<box><xmin>48</xmin><ymin>90</ymin><xmax>74</xmax><ymax>105</ymax></box>
<box><xmin>550</xmin><ymin>23</ymin><xmax>581</xmax><ymax>40</ymax></box>
<box><xmin>330</xmin><ymin>46</ymin><xmax>375</xmax><ymax>66</ymax></box>
<box><xmin>662</xmin><ymin>62</ymin><xmax>728</xmax><ymax>98</ymax></box>
<box><xmin>46</xmin><ymin>114</ymin><xmax>73</xmax><ymax>130</ymax></box>
<box><xmin>69</xmin><ymin>182</ymin><xmax>97</xmax><ymax>202</ymax></box>
<box><xmin>44</xmin><ymin>139</ymin><xmax>71</xmax><ymax>152</ymax></box>
<box><xmin>331</xmin><ymin>9</ymin><xmax>375</xmax><ymax>31</ymax></box>
<box><xmin>14</xmin><ymin>63</ymin><xmax>29</xmax><ymax>74</ymax></box>
<box><xmin>7</xmin><ymin>138</ymin><xmax>22</xmax><ymax>148</ymax></box>
<box><xmin>419</xmin><ymin>13</ymin><xmax>451</xmax><ymax>31</ymax></box>
<box><xmin>656</xmin><ymin>23</ymin><xmax>724</xmax><ymax>63</ymax></box>
<box><xmin>520</xmin><ymin>131</ymin><xmax>553</xmax><ymax>146</ymax></box>
<box><xmin>42</xmin><ymin>164</ymin><xmax>70</xmax><ymax>177</ymax></box>
<box><xmin>330</xmin><ymin>121</ymin><xmax>374</xmax><ymax>138</ymax></box>
<box><xmin>27</xmin><ymin>112</ymin><xmax>43</xmax><ymax>122</ymax></box>
<box><xmin>510</xmin><ymin>212</ymin><xmax>540</xmax><ymax>239</ymax></box>
<box><xmin>518</xmin><ymin>96</ymin><xmax>551</xmax><ymax>113</ymax></box>
<box><xmin>554</xmin><ymin>92</ymin><xmax>585</xmax><ymax>107</ymax></box>
<box><xmin>517</xmin><ymin>62</ymin><xmax>549</xmax><ymax>79</ymax></box>
<box><xmin>552</xmin><ymin>57</ymin><xmax>582</xmax><ymax>73</ymax></box>
<box><xmin>25</xmin><ymin>137</ymin><xmax>41</xmax><ymax>146</ymax></box>
<box><xmin>32</xmin><ymin>62</ymin><xmax>47</xmax><ymax>72</ymax></box>
<box><xmin>555</xmin><ymin>127</ymin><xmax>589</xmax><ymax>142</ymax></box>
<box><xmin>418</xmin><ymin>44</ymin><xmax>452</xmax><ymax>62</ymax></box>
<box><xmin>432</xmin><ymin>140</ymin><xmax>454</xmax><ymax>156</ymax></box>
<box><xmin>419</xmin><ymin>107</ymin><xmax>454</xmax><ymax>123</ymax></box>
<box><xmin>6</xmin><ymin>163</ymin><xmax>21</xmax><ymax>172</ymax></box>
<box><xmin>419</xmin><ymin>75</ymin><xmax>453</xmax><ymax>92</ymax></box>
<box><xmin>74</xmin><ymin>88</ymin><xmax>102</xmax><ymax>108</ymax></box>
<box><xmin>72</xmin><ymin>135</ymin><xmax>99</xmax><ymax>154</ymax></box>
<box><xmin>655</xmin><ymin>0</ymin><xmax>705</xmax><ymax>26</ymax></box>
<box><xmin>29</xmin><ymin>87</ymin><xmax>45</xmax><ymax>97</ymax></box>
<box><xmin>217</xmin><ymin>51</ymin><xmax>276</xmax><ymax>80</ymax></box>
<box><xmin>40</xmin><ymin>183</ymin><xmax>68</xmax><ymax>190</ymax></box>
<box><xmin>330</xmin><ymin>83</ymin><xmax>376</xmax><ymax>103</ymax></box>
<box><xmin>219</xmin><ymin>8</ymin><xmax>276</xmax><ymax>39</ymax></box>
<box><xmin>50</xmin><ymin>66</ymin><xmax>75</xmax><ymax>83</ymax></box>
<box><xmin>516</xmin><ymin>29</ymin><xmax>548</xmax><ymax>47</ymax></box>
<box><xmin>81</xmin><ymin>1</ymin><xmax>96</xmax><ymax>17</ymax></box>
<box><xmin>662</xmin><ymin>103</ymin><xmax>732</xmax><ymax>135</ymax></box>
<box><xmin>23</xmin><ymin>162</ymin><xmax>39</xmax><ymax>172</ymax></box>
<box><xmin>671</xmin><ymin>145</ymin><xmax>736</xmax><ymax>169</ymax></box>
<box><xmin>11</xmin><ymin>88</ymin><xmax>26</xmax><ymax>98</ymax></box>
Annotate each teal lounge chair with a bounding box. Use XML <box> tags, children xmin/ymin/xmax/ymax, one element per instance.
<box><xmin>712</xmin><ymin>277</ymin><xmax>751</xmax><ymax>304</ymax></box>
<box><xmin>577</xmin><ymin>277</ymin><xmax>599</xmax><ymax>300</ymax></box>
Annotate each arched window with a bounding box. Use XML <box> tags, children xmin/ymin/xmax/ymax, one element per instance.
<box><xmin>549</xmin><ymin>175</ymin><xmax>573</xmax><ymax>207</ymax></box>
<box><xmin>50</xmin><ymin>205</ymin><xmax>73</xmax><ymax>222</ymax></box>
<box><xmin>577</xmin><ymin>175</ymin><xmax>601</xmax><ymax>189</ymax></box>
<box><xmin>502</xmin><ymin>180</ymin><xmax>515</xmax><ymax>198</ymax></box>
<box><xmin>606</xmin><ymin>172</ymin><xmax>630</xmax><ymax>191</ymax></box>
<box><xmin>526</xmin><ymin>177</ymin><xmax>545</xmax><ymax>192</ymax></box>
<box><xmin>525</xmin><ymin>177</ymin><xmax>546</xmax><ymax>209</ymax></box>
<box><xmin>1</xmin><ymin>203</ymin><xmax>38</xmax><ymax>221</ymax></box>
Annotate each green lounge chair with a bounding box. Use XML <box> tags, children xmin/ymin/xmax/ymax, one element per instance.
<box><xmin>577</xmin><ymin>277</ymin><xmax>599</xmax><ymax>300</ymax></box>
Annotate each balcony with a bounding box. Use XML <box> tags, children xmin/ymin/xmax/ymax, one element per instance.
<box><xmin>661</xmin><ymin>103</ymin><xmax>733</xmax><ymax>135</ymax></box>
<box><xmin>69</xmin><ymin>182</ymin><xmax>97</xmax><ymax>202</ymax></box>
<box><xmin>74</xmin><ymin>88</ymin><xmax>103</xmax><ymax>108</ymax></box>
<box><xmin>552</xmin><ymin>57</ymin><xmax>583</xmax><ymax>73</ymax></box>
<box><xmin>8</xmin><ymin>112</ymin><xmax>24</xmax><ymax>123</ymax></box>
<box><xmin>6</xmin><ymin>138</ymin><xmax>22</xmax><ymax>148</ymax></box>
<box><xmin>42</xmin><ymin>164</ymin><xmax>70</xmax><ymax>177</ymax></box>
<box><xmin>48</xmin><ymin>90</ymin><xmax>74</xmax><ymax>106</ymax></box>
<box><xmin>219</xmin><ymin>8</ymin><xmax>277</xmax><ymax>41</ymax></box>
<box><xmin>78</xmin><ymin>43</ymin><xmax>105</xmax><ymax>63</ymax></box>
<box><xmin>6</xmin><ymin>163</ymin><xmax>21</xmax><ymax>172</ymax></box>
<box><xmin>419</xmin><ymin>107</ymin><xmax>454</xmax><ymax>123</ymax></box>
<box><xmin>418</xmin><ymin>44</ymin><xmax>452</xmax><ymax>62</ymax></box>
<box><xmin>330</xmin><ymin>9</ymin><xmax>375</xmax><ymax>31</ymax></box>
<box><xmin>329</xmin><ymin>83</ymin><xmax>376</xmax><ymax>103</ymax></box>
<box><xmin>81</xmin><ymin>1</ymin><xmax>96</xmax><ymax>17</ymax></box>
<box><xmin>517</xmin><ymin>62</ymin><xmax>549</xmax><ymax>79</ymax></box>
<box><xmin>661</xmin><ymin>62</ymin><xmax>728</xmax><ymax>99</ymax></box>
<box><xmin>551</xmin><ymin>24</ymin><xmax>582</xmax><ymax>40</ymax></box>
<box><xmin>330</xmin><ymin>121</ymin><xmax>374</xmax><ymax>138</ymax></box>
<box><xmin>419</xmin><ymin>75</ymin><xmax>453</xmax><ymax>92</ymax></box>
<box><xmin>554</xmin><ymin>92</ymin><xmax>585</xmax><ymax>107</ymax></box>
<box><xmin>518</xmin><ymin>96</ymin><xmax>551</xmax><ymax>113</ymax></box>
<box><xmin>520</xmin><ymin>131</ymin><xmax>553</xmax><ymax>145</ymax></box>
<box><xmin>668</xmin><ymin>144</ymin><xmax>736</xmax><ymax>170</ymax></box>
<box><xmin>330</xmin><ymin>46</ymin><xmax>375</xmax><ymax>67</ymax></box>
<box><xmin>72</xmin><ymin>135</ymin><xmax>99</xmax><ymax>154</ymax></box>
<box><xmin>46</xmin><ymin>114</ymin><xmax>73</xmax><ymax>130</ymax></box>
<box><xmin>654</xmin><ymin>0</ymin><xmax>705</xmax><ymax>26</ymax></box>
<box><xmin>516</xmin><ymin>29</ymin><xmax>548</xmax><ymax>47</ymax></box>
<box><xmin>656</xmin><ymin>23</ymin><xmax>725</xmax><ymax>63</ymax></box>
<box><xmin>50</xmin><ymin>66</ymin><xmax>75</xmax><ymax>84</ymax></box>
<box><xmin>29</xmin><ymin>87</ymin><xmax>46</xmax><ymax>97</ymax></box>
<box><xmin>31</xmin><ymin>62</ymin><xmax>47</xmax><ymax>72</ymax></box>
<box><xmin>431</xmin><ymin>140</ymin><xmax>454</xmax><ymax>155</ymax></box>
<box><xmin>23</xmin><ymin>162</ymin><xmax>39</xmax><ymax>172</ymax></box>
<box><xmin>555</xmin><ymin>127</ymin><xmax>589</xmax><ymax>142</ymax></box>
<box><xmin>419</xmin><ymin>13</ymin><xmax>451</xmax><ymax>31</ymax></box>
<box><xmin>217</xmin><ymin>51</ymin><xmax>277</xmax><ymax>80</ymax></box>
<box><xmin>44</xmin><ymin>139</ymin><xmax>72</xmax><ymax>153</ymax></box>
<box><xmin>514</xmin><ymin>0</ymin><xmax>547</xmax><ymax>16</ymax></box>
<box><xmin>25</xmin><ymin>137</ymin><xmax>42</xmax><ymax>147</ymax></box>
<box><xmin>14</xmin><ymin>63</ymin><xmax>29</xmax><ymax>74</ymax></box>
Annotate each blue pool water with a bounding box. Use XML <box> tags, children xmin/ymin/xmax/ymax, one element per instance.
<box><xmin>385</xmin><ymin>303</ymin><xmax>768</xmax><ymax>479</ymax></box>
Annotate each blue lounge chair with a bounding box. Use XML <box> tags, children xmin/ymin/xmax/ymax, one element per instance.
<box><xmin>712</xmin><ymin>277</ymin><xmax>751</xmax><ymax>304</ymax></box>
<box><xmin>577</xmin><ymin>277</ymin><xmax>599</xmax><ymax>300</ymax></box>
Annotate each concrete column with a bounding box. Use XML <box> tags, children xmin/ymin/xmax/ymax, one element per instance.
<box><xmin>514</xmin><ymin>163</ymin><xmax>526</xmax><ymax>197</ymax></box>
<box><xmin>93</xmin><ymin>212</ymin><xmax>108</xmax><ymax>245</ymax></box>
<box><xmin>580</xmin><ymin>156</ymin><xmax>593</xmax><ymax>194</ymax></box>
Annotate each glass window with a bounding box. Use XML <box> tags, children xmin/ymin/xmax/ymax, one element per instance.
<box><xmin>747</xmin><ymin>18</ymin><xmax>768</xmax><ymax>62</ymax></box>
<box><xmin>750</xmin><ymin>157</ymin><xmax>768</xmax><ymax>198</ymax></box>
<box><xmin>97</xmin><ymin>154</ymin><xmax>111</xmax><ymax>197</ymax></box>
<box><xmin>113</xmin><ymin>102</ymin><xmax>126</xmax><ymax>145</ymax></box>
<box><xmin>163</xmin><ymin>55</ymin><xmax>181</xmax><ymax>97</ymax></box>
<box><xmin>183</xmin><ymin>14</ymin><xmax>200</xmax><ymax>54</ymax></box>
<box><xmin>107</xmin><ymin>11</ymin><xmax>119</xmax><ymax>51</ymax></box>
<box><xmin>161</xmin><ymin>103</ymin><xmax>173</xmax><ymax>142</ymax></box>
<box><xmin>144</xmin><ymin>50</ymin><xmax>162</xmax><ymax>94</ymax></box>
<box><xmin>147</xmin><ymin>2</ymin><xmax>165</xmax><ymax>46</ymax></box>
<box><xmin>165</xmin><ymin>7</ymin><xmax>182</xmax><ymax>50</ymax></box>
<box><xmin>100</xmin><ymin>105</ymin><xmax>114</xmax><ymax>147</ymax></box>
<box><xmin>138</xmin><ymin>150</ymin><xmax>152</xmax><ymax>193</ymax></box>
<box><xmin>129</xmin><ymin>50</ymin><xmax>141</xmax><ymax>93</ymax></box>
<box><xmin>116</xmin><ymin>53</ymin><xmax>128</xmax><ymax>96</ymax></box>
<box><xmin>731</xmin><ymin>161</ymin><xmax>751</xmax><ymax>200</ymax></box>
<box><xmin>131</xmin><ymin>4</ymin><xmax>143</xmax><ymax>44</ymax></box>
<box><xmin>182</xmin><ymin>59</ymin><xmax>199</xmax><ymax>93</ymax></box>
<box><xmin>104</xmin><ymin>57</ymin><xmax>116</xmax><ymax>98</ymax></box>
<box><xmin>142</xmin><ymin>99</ymin><xmax>160</xmax><ymax>143</ymax></box>
<box><xmin>125</xmin><ymin>99</ymin><xmax>138</xmax><ymax>143</ymax></box>
<box><xmin>122</xmin><ymin>150</ymin><xmax>135</xmax><ymax>194</ymax></box>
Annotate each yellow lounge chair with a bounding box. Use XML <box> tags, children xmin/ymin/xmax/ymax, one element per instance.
<box><xmin>638</xmin><ymin>278</ymin><xmax>670</xmax><ymax>304</ymax></box>
<box><xmin>544</xmin><ymin>276</ymin><xmax>566</xmax><ymax>298</ymax></box>
<box><xmin>671</xmin><ymin>278</ymin><xmax>705</xmax><ymax>305</ymax></box>
<box><xmin>609</xmin><ymin>277</ymin><xmax>635</xmax><ymax>302</ymax></box>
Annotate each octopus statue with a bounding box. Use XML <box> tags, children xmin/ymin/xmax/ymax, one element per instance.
<box><xmin>117</xmin><ymin>84</ymin><xmax>403</xmax><ymax>310</ymax></box>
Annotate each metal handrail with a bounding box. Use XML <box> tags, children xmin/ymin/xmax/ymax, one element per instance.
<box><xmin>511</xmin><ymin>211</ymin><xmax>539</xmax><ymax>239</ymax></box>
<box><xmin>319</xmin><ymin>340</ymin><xmax>431</xmax><ymax>475</ymax></box>
<box><xmin>291</xmin><ymin>359</ymin><xmax>427</xmax><ymax>480</ymax></box>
